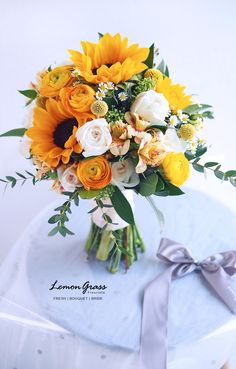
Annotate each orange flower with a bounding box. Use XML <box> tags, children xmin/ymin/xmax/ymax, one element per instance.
<box><xmin>39</xmin><ymin>65</ymin><xmax>75</xmax><ymax>98</ymax></box>
<box><xmin>59</xmin><ymin>84</ymin><xmax>95</xmax><ymax>125</ymax></box>
<box><xmin>77</xmin><ymin>156</ymin><xmax>111</xmax><ymax>190</ymax></box>
<box><xmin>26</xmin><ymin>99</ymin><xmax>82</xmax><ymax>168</ymax></box>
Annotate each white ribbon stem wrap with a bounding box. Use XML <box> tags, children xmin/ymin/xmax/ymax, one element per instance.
<box><xmin>91</xmin><ymin>190</ymin><xmax>135</xmax><ymax>231</ymax></box>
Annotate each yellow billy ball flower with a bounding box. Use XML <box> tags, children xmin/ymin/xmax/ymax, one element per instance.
<box><xmin>144</xmin><ymin>69</ymin><xmax>163</xmax><ymax>86</ymax></box>
<box><xmin>162</xmin><ymin>152</ymin><xmax>190</xmax><ymax>187</ymax></box>
<box><xmin>179</xmin><ymin>124</ymin><xmax>196</xmax><ymax>141</ymax></box>
<box><xmin>91</xmin><ymin>101</ymin><xmax>109</xmax><ymax>117</ymax></box>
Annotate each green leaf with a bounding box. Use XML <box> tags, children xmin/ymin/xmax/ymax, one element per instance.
<box><xmin>139</xmin><ymin>173</ymin><xmax>158</xmax><ymax>196</ymax></box>
<box><xmin>16</xmin><ymin>172</ymin><xmax>26</xmax><ymax>179</ymax></box>
<box><xmin>48</xmin><ymin>215</ymin><xmax>61</xmax><ymax>224</ymax></box>
<box><xmin>59</xmin><ymin>227</ymin><xmax>67</xmax><ymax>237</ymax></box>
<box><xmin>88</xmin><ymin>206</ymin><xmax>99</xmax><ymax>214</ymax></box>
<box><xmin>192</xmin><ymin>163</ymin><xmax>205</xmax><ymax>173</ymax></box>
<box><xmin>111</xmin><ymin>186</ymin><xmax>135</xmax><ymax>225</ymax></box>
<box><xmin>78</xmin><ymin>188</ymin><xmax>101</xmax><ymax>199</ymax></box>
<box><xmin>48</xmin><ymin>65</ymin><xmax>52</xmax><ymax>72</ymax></box>
<box><xmin>18</xmin><ymin>89</ymin><xmax>37</xmax><ymax>99</ymax></box>
<box><xmin>25</xmin><ymin>171</ymin><xmax>34</xmax><ymax>177</ymax></box>
<box><xmin>167</xmin><ymin>183</ymin><xmax>184</xmax><ymax>196</ymax></box>
<box><xmin>0</xmin><ymin>178</ymin><xmax>7</xmax><ymax>183</ymax></box>
<box><xmin>155</xmin><ymin>176</ymin><xmax>165</xmax><ymax>192</ymax></box>
<box><xmin>214</xmin><ymin>170</ymin><xmax>228</xmax><ymax>181</ymax></box>
<box><xmin>156</xmin><ymin>59</ymin><xmax>170</xmax><ymax>77</ymax></box>
<box><xmin>144</xmin><ymin>43</ymin><xmax>154</xmax><ymax>69</ymax></box>
<box><xmin>62</xmin><ymin>191</ymin><xmax>74</xmax><ymax>197</ymax></box>
<box><xmin>74</xmin><ymin>195</ymin><xmax>79</xmax><ymax>206</ymax></box>
<box><xmin>183</xmin><ymin>104</ymin><xmax>213</xmax><ymax>115</ymax></box>
<box><xmin>64</xmin><ymin>227</ymin><xmax>75</xmax><ymax>235</ymax></box>
<box><xmin>98</xmin><ymin>32</ymin><xmax>104</xmax><ymax>39</ymax></box>
<box><xmin>0</xmin><ymin>128</ymin><xmax>27</xmax><ymax>137</ymax></box>
<box><xmin>48</xmin><ymin>226</ymin><xmax>60</xmax><ymax>237</ymax></box>
<box><xmin>225</xmin><ymin>170</ymin><xmax>236</xmax><ymax>177</ymax></box>
<box><xmin>204</xmin><ymin>162</ymin><xmax>219</xmax><ymax>168</ymax></box>
<box><xmin>47</xmin><ymin>170</ymin><xmax>58</xmax><ymax>179</ymax></box>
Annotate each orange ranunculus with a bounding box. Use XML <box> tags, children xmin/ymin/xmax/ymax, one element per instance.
<box><xmin>39</xmin><ymin>65</ymin><xmax>75</xmax><ymax>98</ymax></box>
<box><xmin>77</xmin><ymin>156</ymin><xmax>111</xmax><ymax>190</ymax></box>
<box><xmin>59</xmin><ymin>84</ymin><xmax>95</xmax><ymax>125</ymax></box>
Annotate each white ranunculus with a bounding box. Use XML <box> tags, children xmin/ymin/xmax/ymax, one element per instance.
<box><xmin>57</xmin><ymin>165</ymin><xmax>82</xmax><ymax>192</ymax></box>
<box><xmin>111</xmin><ymin>159</ymin><xmax>140</xmax><ymax>190</ymax></box>
<box><xmin>160</xmin><ymin>128</ymin><xmax>187</xmax><ymax>153</ymax></box>
<box><xmin>76</xmin><ymin>118</ymin><xmax>112</xmax><ymax>157</ymax></box>
<box><xmin>130</xmin><ymin>90</ymin><xmax>169</xmax><ymax>125</ymax></box>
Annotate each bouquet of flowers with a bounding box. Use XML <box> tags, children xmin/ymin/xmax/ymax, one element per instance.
<box><xmin>1</xmin><ymin>33</ymin><xmax>236</xmax><ymax>272</ymax></box>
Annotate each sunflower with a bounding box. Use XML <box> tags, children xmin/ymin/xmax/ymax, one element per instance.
<box><xmin>26</xmin><ymin>99</ymin><xmax>82</xmax><ymax>168</ymax></box>
<box><xmin>68</xmin><ymin>33</ymin><xmax>149</xmax><ymax>84</ymax></box>
<box><xmin>156</xmin><ymin>77</ymin><xmax>192</xmax><ymax>113</ymax></box>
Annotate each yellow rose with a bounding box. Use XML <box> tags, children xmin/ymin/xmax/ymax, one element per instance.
<box><xmin>162</xmin><ymin>152</ymin><xmax>190</xmax><ymax>187</ymax></box>
<box><xmin>39</xmin><ymin>65</ymin><xmax>74</xmax><ymax>98</ymax></box>
<box><xmin>59</xmin><ymin>84</ymin><xmax>95</xmax><ymax>125</ymax></box>
<box><xmin>77</xmin><ymin>156</ymin><xmax>112</xmax><ymax>190</ymax></box>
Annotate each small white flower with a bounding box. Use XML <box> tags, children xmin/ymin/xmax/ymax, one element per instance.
<box><xmin>98</xmin><ymin>82</ymin><xmax>107</xmax><ymax>92</ymax></box>
<box><xmin>71</xmin><ymin>69</ymin><xmax>80</xmax><ymax>77</ymax></box>
<box><xmin>96</xmin><ymin>90</ymin><xmax>106</xmax><ymax>100</ymax></box>
<box><xmin>190</xmin><ymin>141</ymin><xmax>197</xmax><ymax>153</ymax></box>
<box><xmin>57</xmin><ymin>165</ymin><xmax>82</xmax><ymax>192</ymax></box>
<box><xmin>118</xmin><ymin>92</ymin><xmax>128</xmax><ymax>102</ymax></box>
<box><xmin>76</xmin><ymin>118</ymin><xmax>112</xmax><ymax>157</ymax></box>
<box><xmin>111</xmin><ymin>159</ymin><xmax>140</xmax><ymax>190</ymax></box>
<box><xmin>105</xmin><ymin>81</ymin><xmax>115</xmax><ymax>90</ymax></box>
<box><xmin>130</xmin><ymin>90</ymin><xmax>170</xmax><ymax>126</ymax></box>
<box><xmin>177</xmin><ymin>110</ymin><xmax>188</xmax><ymax>123</ymax></box>
<box><xmin>169</xmin><ymin>115</ymin><xmax>178</xmax><ymax>127</ymax></box>
<box><xmin>198</xmin><ymin>138</ymin><xmax>205</xmax><ymax>146</ymax></box>
<box><xmin>195</xmin><ymin>117</ymin><xmax>203</xmax><ymax>130</ymax></box>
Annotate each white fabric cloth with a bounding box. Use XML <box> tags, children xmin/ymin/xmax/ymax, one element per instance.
<box><xmin>0</xmin><ymin>188</ymin><xmax>236</xmax><ymax>369</ymax></box>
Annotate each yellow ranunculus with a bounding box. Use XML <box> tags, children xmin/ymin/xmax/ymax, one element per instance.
<box><xmin>39</xmin><ymin>65</ymin><xmax>74</xmax><ymax>98</ymax></box>
<box><xmin>59</xmin><ymin>84</ymin><xmax>95</xmax><ymax>125</ymax></box>
<box><xmin>162</xmin><ymin>152</ymin><xmax>190</xmax><ymax>187</ymax></box>
<box><xmin>77</xmin><ymin>156</ymin><xmax>112</xmax><ymax>190</ymax></box>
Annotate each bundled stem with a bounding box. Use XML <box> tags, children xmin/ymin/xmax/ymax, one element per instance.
<box><xmin>85</xmin><ymin>222</ymin><xmax>145</xmax><ymax>273</ymax></box>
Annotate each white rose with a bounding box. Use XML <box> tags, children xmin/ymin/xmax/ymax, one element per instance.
<box><xmin>160</xmin><ymin>128</ymin><xmax>187</xmax><ymax>153</ymax></box>
<box><xmin>57</xmin><ymin>165</ymin><xmax>82</xmax><ymax>192</ymax></box>
<box><xmin>111</xmin><ymin>159</ymin><xmax>140</xmax><ymax>190</ymax></box>
<box><xmin>76</xmin><ymin>118</ymin><xmax>112</xmax><ymax>157</ymax></box>
<box><xmin>130</xmin><ymin>90</ymin><xmax>169</xmax><ymax>125</ymax></box>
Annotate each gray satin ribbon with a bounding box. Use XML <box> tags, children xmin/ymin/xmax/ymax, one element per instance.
<box><xmin>140</xmin><ymin>238</ymin><xmax>236</xmax><ymax>369</ymax></box>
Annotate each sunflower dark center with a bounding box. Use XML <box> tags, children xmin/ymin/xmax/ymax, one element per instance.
<box><xmin>53</xmin><ymin>119</ymin><xmax>78</xmax><ymax>148</ymax></box>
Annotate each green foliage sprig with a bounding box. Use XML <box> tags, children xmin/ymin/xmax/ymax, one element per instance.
<box><xmin>191</xmin><ymin>158</ymin><xmax>236</xmax><ymax>187</ymax></box>
<box><xmin>0</xmin><ymin>171</ymin><xmax>38</xmax><ymax>188</ymax></box>
<box><xmin>48</xmin><ymin>189</ymin><xmax>80</xmax><ymax>237</ymax></box>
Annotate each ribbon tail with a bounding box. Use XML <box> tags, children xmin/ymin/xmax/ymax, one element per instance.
<box><xmin>201</xmin><ymin>267</ymin><xmax>236</xmax><ymax>314</ymax></box>
<box><xmin>140</xmin><ymin>265</ymin><xmax>175</xmax><ymax>369</ymax></box>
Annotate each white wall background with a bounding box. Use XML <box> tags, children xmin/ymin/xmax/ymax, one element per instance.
<box><xmin>0</xmin><ymin>0</ymin><xmax>236</xmax><ymax>264</ymax></box>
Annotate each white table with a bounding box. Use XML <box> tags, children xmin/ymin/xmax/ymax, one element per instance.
<box><xmin>0</xmin><ymin>188</ymin><xmax>236</xmax><ymax>369</ymax></box>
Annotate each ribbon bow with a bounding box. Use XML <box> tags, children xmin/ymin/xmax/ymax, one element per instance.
<box><xmin>140</xmin><ymin>238</ymin><xmax>236</xmax><ymax>369</ymax></box>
